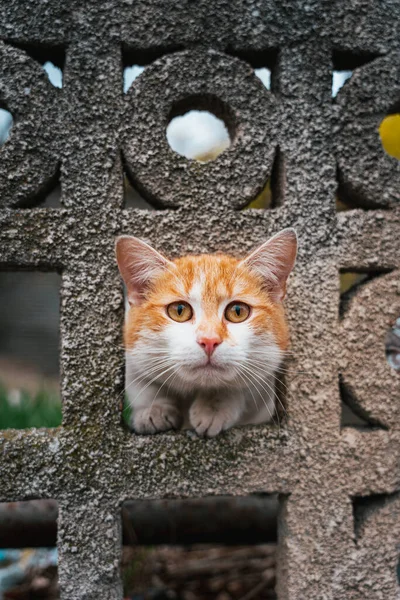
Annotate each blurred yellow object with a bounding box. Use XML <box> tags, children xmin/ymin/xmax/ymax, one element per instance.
<box><xmin>379</xmin><ymin>114</ymin><xmax>400</xmax><ymax>160</ymax></box>
<box><xmin>340</xmin><ymin>272</ymin><xmax>368</xmax><ymax>294</ymax></box>
<box><xmin>336</xmin><ymin>196</ymin><xmax>349</xmax><ymax>212</ymax></box>
<box><xmin>195</xmin><ymin>142</ymin><xmax>229</xmax><ymax>163</ymax></box>
<box><xmin>244</xmin><ymin>179</ymin><xmax>272</xmax><ymax>209</ymax></box>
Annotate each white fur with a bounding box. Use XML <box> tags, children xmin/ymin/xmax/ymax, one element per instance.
<box><xmin>116</xmin><ymin>231</ymin><xmax>296</xmax><ymax>437</ymax></box>
<box><xmin>125</xmin><ymin>280</ymin><xmax>283</xmax><ymax>437</ymax></box>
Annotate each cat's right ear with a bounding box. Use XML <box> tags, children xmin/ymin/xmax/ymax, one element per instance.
<box><xmin>115</xmin><ymin>236</ymin><xmax>173</xmax><ymax>305</ymax></box>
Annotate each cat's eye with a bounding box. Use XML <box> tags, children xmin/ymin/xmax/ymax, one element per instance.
<box><xmin>225</xmin><ymin>301</ymin><xmax>251</xmax><ymax>323</ymax></box>
<box><xmin>167</xmin><ymin>301</ymin><xmax>193</xmax><ymax>322</ymax></box>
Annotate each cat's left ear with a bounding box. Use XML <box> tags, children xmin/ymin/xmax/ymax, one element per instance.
<box><xmin>241</xmin><ymin>228</ymin><xmax>298</xmax><ymax>302</ymax></box>
<box><xmin>115</xmin><ymin>236</ymin><xmax>174</xmax><ymax>305</ymax></box>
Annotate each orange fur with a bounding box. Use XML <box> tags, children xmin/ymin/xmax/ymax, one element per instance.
<box><xmin>124</xmin><ymin>253</ymin><xmax>289</xmax><ymax>351</ymax></box>
<box><xmin>116</xmin><ymin>230</ymin><xmax>297</xmax><ymax>436</ymax></box>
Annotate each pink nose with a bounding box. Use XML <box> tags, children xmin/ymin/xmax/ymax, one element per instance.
<box><xmin>197</xmin><ymin>336</ymin><xmax>222</xmax><ymax>357</ymax></box>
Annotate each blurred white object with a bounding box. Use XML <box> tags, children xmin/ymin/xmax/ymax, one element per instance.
<box><xmin>167</xmin><ymin>110</ymin><xmax>230</xmax><ymax>159</ymax></box>
<box><xmin>332</xmin><ymin>70</ymin><xmax>352</xmax><ymax>97</ymax></box>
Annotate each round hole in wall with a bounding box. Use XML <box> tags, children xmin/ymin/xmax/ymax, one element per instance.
<box><xmin>166</xmin><ymin>95</ymin><xmax>234</xmax><ymax>162</ymax></box>
<box><xmin>385</xmin><ymin>317</ymin><xmax>400</xmax><ymax>371</ymax></box>
<box><xmin>0</xmin><ymin>108</ymin><xmax>13</xmax><ymax>147</ymax></box>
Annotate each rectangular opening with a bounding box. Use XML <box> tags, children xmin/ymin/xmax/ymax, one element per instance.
<box><xmin>0</xmin><ymin>271</ymin><xmax>61</xmax><ymax>429</ymax></box>
<box><xmin>121</xmin><ymin>496</ymin><xmax>278</xmax><ymax>599</ymax></box>
<box><xmin>0</xmin><ymin>499</ymin><xmax>58</xmax><ymax>598</ymax></box>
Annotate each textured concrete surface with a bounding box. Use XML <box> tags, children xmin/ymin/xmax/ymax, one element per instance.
<box><xmin>0</xmin><ymin>1</ymin><xmax>399</xmax><ymax>599</ymax></box>
<box><xmin>335</xmin><ymin>53</ymin><xmax>400</xmax><ymax>208</ymax></box>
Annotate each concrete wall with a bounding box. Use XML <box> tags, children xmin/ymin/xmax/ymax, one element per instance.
<box><xmin>0</xmin><ymin>1</ymin><xmax>399</xmax><ymax>598</ymax></box>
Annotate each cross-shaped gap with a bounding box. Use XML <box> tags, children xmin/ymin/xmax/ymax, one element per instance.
<box><xmin>121</xmin><ymin>494</ymin><xmax>281</xmax><ymax>599</ymax></box>
<box><xmin>0</xmin><ymin>269</ymin><xmax>61</xmax><ymax>429</ymax></box>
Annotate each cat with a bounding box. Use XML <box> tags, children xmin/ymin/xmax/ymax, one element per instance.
<box><xmin>115</xmin><ymin>229</ymin><xmax>297</xmax><ymax>437</ymax></box>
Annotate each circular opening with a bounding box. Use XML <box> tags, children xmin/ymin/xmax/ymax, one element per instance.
<box><xmin>379</xmin><ymin>112</ymin><xmax>400</xmax><ymax>160</ymax></box>
<box><xmin>385</xmin><ymin>317</ymin><xmax>400</xmax><ymax>371</ymax></box>
<box><xmin>166</xmin><ymin>95</ymin><xmax>234</xmax><ymax>162</ymax></box>
<box><xmin>0</xmin><ymin>108</ymin><xmax>13</xmax><ymax>147</ymax></box>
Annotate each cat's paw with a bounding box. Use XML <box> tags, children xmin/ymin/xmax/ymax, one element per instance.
<box><xmin>189</xmin><ymin>400</ymin><xmax>237</xmax><ymax>438</ymax></box>
<box><xmin>132</xmin><ymin>405</ymin><xmax>182</xmax><ymax>435</ymax></box>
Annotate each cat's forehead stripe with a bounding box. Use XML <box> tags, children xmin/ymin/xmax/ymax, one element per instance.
<box><xmin>171</xmin><ymin>254</ymin><xmax>270</xmax><ymax>306</ymax></box>
<box><xmin>124</xmin><ymin>250</ymin><xmax>290</xmax><ymax>352</ymax></box>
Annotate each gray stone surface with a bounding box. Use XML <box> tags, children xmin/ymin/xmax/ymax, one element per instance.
<box><xmin>0</xmin><ymin>42</ymin><xmax>59</xmax><ymax>208</ymax></box>
<box><xmin>335</xmin><ymin>53</ymin><xmax>400</xmax><ymax>208</ymax></box>
<box><xmin>123</xmin><ymin>49</ymin><xmax>278</xmax><ymax>209</ymax></box>
<box><xmin>0</xmin><ymin>1</ymin><xmax>399</xmax><ymax>599</ymax></box>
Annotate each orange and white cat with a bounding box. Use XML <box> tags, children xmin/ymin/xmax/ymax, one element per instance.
<box><xmin>115</xmin><ymin>229</ymin><xmax>297</xmax><ymax>437</ymax></box>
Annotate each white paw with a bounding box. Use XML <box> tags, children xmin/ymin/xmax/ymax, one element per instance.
<box><xmin>189</xmin><ymin>401</ymin><xmax>237</xmax><ymax>438</ymax></box>
<box><xmin>132</xmin><ymin>405</ymin><xmax>182</xmax><ymax>435</ymax></box>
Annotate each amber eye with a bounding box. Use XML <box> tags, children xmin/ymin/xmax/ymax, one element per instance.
<box><xmin>225</xmin><ymin>301</ymin><xmax>251</xmax><ymax>323</ymax></box>
<box><xmin>167</xmin><ymin>301</ymin><xmax>193</xmax><ymax>322</ymax></box>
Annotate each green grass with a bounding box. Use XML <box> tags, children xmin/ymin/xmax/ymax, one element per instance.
<box><xmin>0</xmin><ymin>381</ymin><xmax>132</xmax><ymax>430</ymax></box>
<box><xmin>0</xmin><ymin>383</ymin><xmax>62</xmax><ymax>429</ymax></box>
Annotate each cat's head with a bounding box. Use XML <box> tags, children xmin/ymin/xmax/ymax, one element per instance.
<box><xmin>115</xmin><ymin>230</ymin><xmax>297</xmax><ymax>391</ymax></box>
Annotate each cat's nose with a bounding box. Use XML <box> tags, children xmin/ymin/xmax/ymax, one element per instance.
<box><xmin>197</xmin><ymin>336</ymin><xmax>222</xmax><ymax>357</ymax></box>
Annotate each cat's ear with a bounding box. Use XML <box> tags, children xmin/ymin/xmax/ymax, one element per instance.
<box><xmin>241</xmin><ymin>228</ymin><xmax>298</xmax><ymax>302</ymax></box>
<box><xmin>115</xmin><ymin>236</ymin><xmax>173</xmax><ymax>305</ymax></box>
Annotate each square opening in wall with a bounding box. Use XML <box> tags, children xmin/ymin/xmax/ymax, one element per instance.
<box><xmin>121</xmin><ymin>495</ymin><xmax>279</xmax><ymax>599</ymax></box>
<box><xmin>0</xmin><ymin>271</ymin><xmax>61</xmax><ymax>429</ymax></box>
<box><xmin>0</xmin><ymin>499</ymin><xmax>58</xmax><ymax>598</ymax></box>
<box><xmin>117</xmin><ymin>235</ymin><xmax>292</xmax><ymax>436</ymax></box>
